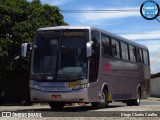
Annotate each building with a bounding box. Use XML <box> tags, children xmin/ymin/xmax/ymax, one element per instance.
<box><xmin>150</xmin><ymin>73</ymin><xmax>160</xmax><ymax>97</ymax></box>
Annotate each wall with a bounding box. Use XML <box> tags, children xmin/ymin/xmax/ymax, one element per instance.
<box><xmin>150</xmin><ymin>77</ymin><xmax>160</xmax><ymax>97</ymax></box>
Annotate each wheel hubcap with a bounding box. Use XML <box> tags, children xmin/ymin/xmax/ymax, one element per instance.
<box><xmin>101</xmin><ymin>92</ymin><xmax>105</xmax><ymax>104</ymax></box>
<box><xmin>137</xmin><ymin>92</ymin><xmax>140</xmax><ymax>104</ymax></box>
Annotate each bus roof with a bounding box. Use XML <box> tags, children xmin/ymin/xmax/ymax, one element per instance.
<box><xmin>37</xmin><ymin>26</ymin><xmax>148</xmax><ymax>50</ymax></box>
<box><xmin>37</xmin><ymin>26</ymin><xmax>91</xmax><ymax>31</ymax></box>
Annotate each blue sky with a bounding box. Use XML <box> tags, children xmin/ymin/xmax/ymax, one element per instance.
<box><xmin>28</xmin><ymin>0</ymin><xmax>160</xmax><ymax>74</ymax></box>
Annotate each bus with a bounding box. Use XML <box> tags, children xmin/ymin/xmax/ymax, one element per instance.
<box><xmin>21</xmin><ymin>26</ymin><xmax>150</xmax><ymax>110</ymax></box>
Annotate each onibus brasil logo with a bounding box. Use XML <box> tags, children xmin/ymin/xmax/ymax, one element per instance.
<box><xmin>140</xmin><ymin>0</ymin><xmax>160</xmax><ymax>20</ymax></box>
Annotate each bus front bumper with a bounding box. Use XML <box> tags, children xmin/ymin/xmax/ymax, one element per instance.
<box><xmin>30</xmin><ymin>88</ymin><xmax>89</xmax><ymax>102</ymax></box>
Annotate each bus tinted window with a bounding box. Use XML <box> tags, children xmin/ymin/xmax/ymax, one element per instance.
<box><xmin>129</xmin><ymin>45</ymin><xmax>136</xmax><ymax>62</ymax></box>
<box><xmin>102</xmin><ymin>34</ymin><xmax>111</xmax><ymax>56</ymax></box>
<box><xmin>121</xmin><ymin>42</ymin><xmax>129</xmax><ymax>60</ymax></box>
<box><xmin>143</xmin><ymin>50</ymin><xmax>149</xmax><ymax>65</ymax></box>
<box><xmin>137</xmin><ymin>48</ymin><xmax>143</xmax><ymax>63</ymax></box>
<box><xmin>112</xmin><ymin>39</ymin><xmax>120</xmax><ymax>58</ymax></box>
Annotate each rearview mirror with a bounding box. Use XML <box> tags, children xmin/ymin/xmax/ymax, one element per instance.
<box><xmin>21</xmin><ymin>43</ymin><xmax>32</xmax><ymax>57</ymax></box>
<box><xmin>86</xmin><ymin>41</ymin><xmax>93</xmax><ymax>57</ymax></box>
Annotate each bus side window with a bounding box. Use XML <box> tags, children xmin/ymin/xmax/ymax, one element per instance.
<box><xmin>143</xmin><ymin>50</ymin><xmax>149</xmax><ymax>65</ymax></box>
<box><xmin>137</xmin><ymin>48</ymin><xmax>143</xmax><ymax>63</ymax></box>
<box><xmin>111</xmin><ymin>39</ymin><xmax>120</xmax><ymax>58</ymax></box>
<box><xmin>101</xmin><ymin>34</ymin><xmax>111</xmax><ymax>56</ymax></box>
<box><xmin>129</xmin><ymin>45</ymin><xmax>136</xmax><ymax>62</ymax></box>
<box><xmin>121</xmin><ymin>42</ymin><xmax>129</xmax><ymax>60</ymax></box>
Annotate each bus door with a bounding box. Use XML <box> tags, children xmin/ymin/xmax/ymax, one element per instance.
<box><xmin>88</xmin><ymin>31</ymin><xmax>100</xmax><ymax>100</ymax></box>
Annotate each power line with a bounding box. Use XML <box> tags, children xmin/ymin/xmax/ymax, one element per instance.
<box><xmin>60</xmin><ymin>9</ymin><xmax>139</xmax><ymax>13</ymax></box>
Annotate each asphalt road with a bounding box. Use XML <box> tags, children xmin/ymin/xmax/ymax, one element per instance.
<box><xmin>0</xmin><ymin>98</ymin><xmax>159</xmax><ymax>112</ymax></box>
<box><xmin>0</xmin><ymin>98</ymin><xmax>160</xmax><ymax>119</ymax></box>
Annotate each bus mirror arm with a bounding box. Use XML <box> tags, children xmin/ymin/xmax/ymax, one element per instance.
<box><xmin>86</xmin><ymin>41</ymin><xmax>93</xmax><ymax>57</ymax></box>
<box><xmin>21</xmin><ymin>43</ymin><xmax>32</xmax><ymax>57</ymax></box>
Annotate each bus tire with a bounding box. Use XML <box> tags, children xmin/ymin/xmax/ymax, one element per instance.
<box><xmin>91</xmin><ymin>88</ymin><xmax>108</xmax><ymax>109</ymax></box>
<box><xmin>126</xmin><ymin>89</ymin><xmax>141</xmax><ymax>106</ymax></box>
<box><xmin>49</xmin><ymin>102</ymin><xmax>65</xmax><ymax>111</ymax></box>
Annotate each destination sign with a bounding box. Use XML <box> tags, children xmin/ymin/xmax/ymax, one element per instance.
<box><xmin>63</xmin><ymin>32</ymin><xmax>84</xmax><ymax>37</ymax></box>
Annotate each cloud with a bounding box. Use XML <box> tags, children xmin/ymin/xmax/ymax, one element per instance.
<box><xmin>145</xmin><ymin>39</ymin><xmax>160</xmax><ymax>74</ymax></box>
<box><xmin>77</xmin><ymin>7</ymin><xmax>140</xmax><ymax>23</ymax></box>
<box><xmin>148</xmin><ymin>45</ymin><xmax>160</xmax><ymax>74</ymax></box>
<box><xmin>150</xmin><ymin>60</ymin><xmax>160</xmax><ymax>74</ymax></box>
<box><xmin>50</xmin><ymin>0</ymin><xmax>74</xmax><ymax>6</ymax></box>
<box><xmin>147</xmin><ymin>45</ymin><xmax>160</xmax><ymax>52</ymax></box>
<box><xmin>150</xmin><ymin>54</ymin><xmax>160</xmax><ymax>62</ymax></box>
<box><xmin>121</xmin><ymin>31</ymin><xmax>160</xmax><ymax>40</ymax></box>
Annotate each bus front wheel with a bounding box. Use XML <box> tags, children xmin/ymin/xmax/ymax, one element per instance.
<box><xmin>49</xmin><ymin>102</ymin><xmax>65</xmax><ymax>111</ymax></box>
<box><xmin>91</xmin><ymin>88</ymin><xmax>108</xmax><ymax>109</ymax></box>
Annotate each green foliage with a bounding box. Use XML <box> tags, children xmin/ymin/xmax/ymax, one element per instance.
<box><xmin>1</xmin><ymin>0</ymin><xmax>66</xmax><ymax>43</ymax></box>
<box><xmin>0</xmin><ymin>0</ymin><xmax>67</xmax><ymax>64</ymax></box>
<box><xmin>0</xmin><ymin>0</ymin><xmax>67</xmax><ymax>101</ymax></box>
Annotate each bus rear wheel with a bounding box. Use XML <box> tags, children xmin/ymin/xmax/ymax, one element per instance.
<box><xmin>91</xmin><ymin>88</ymin><xmax>108</xmax><ymax>109</ymax></box>
<box><xmin>49</xmin><ymin>102</ymin><xmax>65</xmax><ymax>111</ymax></box>
<box><xmin>126</xmin><ymin>89</ymin><xmax>141</xmax><ymax>106</ymax></box>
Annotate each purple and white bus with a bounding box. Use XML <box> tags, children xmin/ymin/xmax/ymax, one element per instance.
<box><xmin>21</xmin><ymin>26</ymin><xmax>150</xmax><ymax>110</ymax></box>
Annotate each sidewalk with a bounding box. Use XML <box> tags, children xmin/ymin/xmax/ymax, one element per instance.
<box><xmin>147</xmin><ymin>97</ymin><xmax>160</xmax><ymax>101</ymax></box>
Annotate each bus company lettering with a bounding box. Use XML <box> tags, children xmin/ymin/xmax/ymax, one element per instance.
<box><xmin>104</xmin><ymin>64</ymin><xmax>112</xmax><ymax>72</ymax></box>
<box><xmin>63</xmin><ymin>32</ymin><xmax>84</xmax><ymax>37</ymax></box>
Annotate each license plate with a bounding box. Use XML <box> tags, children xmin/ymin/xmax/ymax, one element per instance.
<box><xmin>51</xmin><ymin>95</ymin><xmax>61</xmax><ymax>98</ymax></box>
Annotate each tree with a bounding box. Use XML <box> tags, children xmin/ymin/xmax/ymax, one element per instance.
<box><xmin>0</xmin><ymin>0</ymin><xmax>67</xmax><ymax>102</ymax></box>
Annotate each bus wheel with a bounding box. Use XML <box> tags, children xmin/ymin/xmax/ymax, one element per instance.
<box><xmin>126</xmin><ymin>89</ymin><xmax>140</xmax><ymax>106</ymax></box>
<box><xmin>49</xmin><ymin>102</ymin><xmax>65</xmax><ymax>111</ymax></box>
<box><xmin>91</xmin><ymin>88</ymin><xmax>108</xmax><ymax>109</ymax></box>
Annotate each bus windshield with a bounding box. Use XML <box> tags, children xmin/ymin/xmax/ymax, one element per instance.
<box><xmin>31</xmin><ymin>29</ymin><xmax>89</xmax><ymax>81</ymax></box>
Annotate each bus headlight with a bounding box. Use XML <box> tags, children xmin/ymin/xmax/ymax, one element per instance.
<box><xmin>29</xmin><ymin>84</ymin><xmax>40</xmax><ymax>90</ymax></box>
<box><xmin>73</xmin><ymin>83</ymin><xmax>89</xmax><ymax>90</ymax></box>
